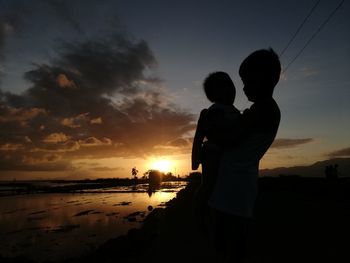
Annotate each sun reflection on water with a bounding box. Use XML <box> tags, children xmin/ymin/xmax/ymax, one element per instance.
<box><xmin>0</xmin><ymin>182</ymin><xmax>186</xmax><ymax>261</ymax></box>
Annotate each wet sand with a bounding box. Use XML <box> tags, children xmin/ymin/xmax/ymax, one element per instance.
<box><xmin>0</xmin><ymin>183</ymin><xmax>186</xmax><ymax>262</ymax></box>
<box><xmin>2</xmin><ymin>177</ymin><xmax>349</xmax><ymax>263</ymax></box>
<box><xmin>86</xmin><ymin>177</ymin><xmax>350</xmax><ymax>263</ymax></box>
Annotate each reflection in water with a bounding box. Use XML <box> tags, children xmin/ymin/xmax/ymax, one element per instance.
<box><xmin>147</xmin><ymin>184</ymin><xmax>160</xmax><ymax>197</ymax></box>
<box><xmin>147</xmin><ymin>170</ymin><xmax>163</xmax><ymax>197</ymax></box>
<box><xmin>0</xmin><ymin>182</ymin><xmax>187</xmax><ymax>262</ymax></box>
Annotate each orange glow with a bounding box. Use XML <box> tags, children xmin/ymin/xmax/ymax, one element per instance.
<box><xmin>151</xmin><ymin>159</ymin><xmax>172</xmax><ymax>173</ymax></box>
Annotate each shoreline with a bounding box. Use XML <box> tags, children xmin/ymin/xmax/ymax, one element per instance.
<box><xmin>87</xmin><ymin>176</ymin><xmax>350</xmax><ymax>263</ymax></box>
<box><xmin>0</xmin><ymin>179</ymin><xmax>188</xmax><ymax>197</ymax></box>
<box><xmin>1</xmin><ymin>177</ymin><xmax>350</xmax><ymax>263</ymax></box>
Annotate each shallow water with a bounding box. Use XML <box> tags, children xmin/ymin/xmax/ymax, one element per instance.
<box><xmin>0</xmin><ymin>181</ymin><xmax>187</xmax><ymax>262</ymax></box>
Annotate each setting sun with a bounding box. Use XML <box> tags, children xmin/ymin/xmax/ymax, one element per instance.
<box><xmin>151</xmin><ymin>159</ymin><xmax>172</xmax><ymax>173</ymax></box>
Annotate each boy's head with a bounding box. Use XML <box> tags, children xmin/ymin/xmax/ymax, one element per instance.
<box><xmin>239</xmin><ymin>48</ymin><xmax>281</xmax><ymax>102</ymax></box>
<box><xmin>203</xmin><ymin>71</ymin><xmax>236</xmax><ymax>105</ymax></box>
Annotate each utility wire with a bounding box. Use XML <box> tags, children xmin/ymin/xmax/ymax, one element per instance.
<box><xmin>282</xmin><ymin>0</ymin><xmax>345</xmax><ymax>74</ymax></box>
<box><xmin>280</xmin><ymin>0</ymin><xmax>321</xmax><ymax>57</ymax></box>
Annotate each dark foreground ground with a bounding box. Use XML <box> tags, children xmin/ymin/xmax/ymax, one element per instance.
<box><xmin>2</xmin><ymin>177</ymin><xmax>350</xmax><ymax>263</ymax></box>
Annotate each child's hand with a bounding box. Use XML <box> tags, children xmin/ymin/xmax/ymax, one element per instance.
<box><xmin>243</xmin><ymin>108</ymin><xmax>250</xmax><ymax>115</ymax></box>
<box><xmin>192</xmin><ymin>108</ymin><xmax>207</xmax><ymax>170</ymax></box>
<box><xmin>196</xmin><ymin>109</ymin><xmax>208</xmax><ymax>134</ymax></box>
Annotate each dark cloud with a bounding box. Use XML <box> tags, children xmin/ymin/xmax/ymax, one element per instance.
<box><xmin>0</xmin><ymin>32</ymin><xmax>195</xmax><ymax>171</ymax></box>
<box><xmin>0</xmin><ymin>20</ymin><xmax>6</xmax><ymax>51</ymax></box>
<box><xmin>0</xmin><ymin>10</ymin><xmax>21</xmax><ymax>51</ymax></box>
<box><xmin>271</xmin><ymin>138</ymin><xmax>313</xmax><ymax>148</ymax></box>
<box><xmin>0</xmin><ymin>18</ymin><xmax>9</xmax><ymax>79</ymax></box>
<box><xmin>327</xmin><ymin>147</ymin><xmax>350</xmax><ymax>158</ymax></box>
<box><xmin>0</xmin><ymin>0</ymin><xmax>94</xmax><ymax>83</ymax></box>
<box><xmin>0</xmin><ymin>0</ymin><xmax>29</xmax><ymax>83</ymax></box>
<box><xmin>0</xmin><ymin>0</ymin><xmax>30</xmax><ymax>45</ymax></box>
<box><xmin>0</xmin><ymin>149</ymin><xmax>73</xmax><ymax>171</ymax></box>
<box><xmin>90</xmin><ymin>166</ymin><xmax>124</xmax><ymax>172</ymax></box>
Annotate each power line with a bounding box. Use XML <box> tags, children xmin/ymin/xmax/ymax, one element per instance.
<box><xmin>280</xmin><ymin>0</ymin><xmax>321</xmax><ymax>57</ymax></box>
<box><xmin>283</xmin><ymin>0</ymin><xmax>345</xmax><ymax>74</ymax></box>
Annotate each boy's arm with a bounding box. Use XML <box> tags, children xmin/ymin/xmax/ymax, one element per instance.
<box><xmin>191</xmin><ymin>109</ymin><xmax>207</xmax><ymax>170</ymax></box>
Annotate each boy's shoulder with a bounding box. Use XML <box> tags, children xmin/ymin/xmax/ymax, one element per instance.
<box><xmin>244</xmin><ymin>98</ymin><xmax>280</xmax><ymax>132</ymax></box>
<box><xmin>250</xmin><ymin>98</ymin><xmax>280</xmax><ymax>113</ymax></box>
<box><xmin>199</xmin><ymin>108</ymin><xmax>208</xmax><ymax>118</ymax></box>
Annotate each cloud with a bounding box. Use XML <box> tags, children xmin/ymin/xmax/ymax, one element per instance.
<box><xmin>79</xmin><ymin>137</ymin><xmax>112</xmax><ymax>147</ymax></box>
<box><xmin>0</xmin><ymin>106</ymin><xmax>46</xmax><ymax>123</ymax></box>
<box><xmin>43</xmin><ymin>132</ymin><xmax>70</xmax><ymax>143</ymax></box>
<box><xmin>90</xmin><ymin>117</ymin><xmax>102</xmax><ymax>124</ymax></box>
<box><xmin>281</xmin><ymin>67</ymin><xmax>318</xmax><ymax>82</ymax></box>
<box><xmin>0</xmin><ymin>149</ymin><xmax>73</xmax><ymax>171</ymax></box>
<box><xmin>60</xmin><ymin>113</ymin><xmax>89</xmax><ymax>128</ymax></box>
<box><xmin>0</xmin><ymin>0</ymin><xmax>88</xmax><ymax>83</ymax></box>
<box><xmin>271</xmin><ymin>138</ymin><xmax>313</xmax><ymax>148</ymax></box>
<box><xmin>33</xmin><ymin>140</ymin><xmax>81</xmax><ymax>153</ymax></box>
<box><xmin>0</xmin><ymin>1</ymin><xmax>27</xmax><ymax>81</ymax></box>
<box><xmin>0</xmin><ymin>21</ymin><xmax>9</xmax><ymax>57</ymax></box>
<box><xmin>168</xmin><ymin>138</ymin><xmax>192</xmax><ymax>148</ymax></box>
<box><xmin>90</xmin><ymin>166</ymin><xmax>124</xmax><ymax>172</ymax></box>
<box><xmin>56</xmin><ymin>74</ymin><xmax>77</xmax><ymax>89</ymax></box>
<box><xmin>0</xmin><ymin>32</ymin><xmax>195</xmax><ymax>171</ymax></box>
<box><xmin>300</xmin><ymin>67</ymin><xmax>318</xmax><ymax>77</ymax></box>
<box><xmin>0</xmin><ymin>143</ymin><xmax>25</xmax><ymax>151</ymax></box>
<box><xmin>327</xmin><ymin>147</ymin><xmax>350</xmax><ymax>158</ymax></box>
<box><xmin>0</xmin><ymin>13</ymin><xmax>18</xmax><ymax>53</ymax></box>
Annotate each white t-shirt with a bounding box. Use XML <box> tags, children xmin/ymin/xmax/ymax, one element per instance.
<box><xmin>208</xmin><ymin>98</ymin><xmax>280</xmax><ymax>218</ymax></box>
<box><xmin>208</xmin><ymin>132</ymin><xmax>277</xmax><ymax>217</ymax></box>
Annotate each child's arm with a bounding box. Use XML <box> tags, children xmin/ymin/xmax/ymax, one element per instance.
<box><xmin>191</xmin><ymin>109</ymin><xmax>207</xmax><ymax>170</ymax></box>
<box><xmin>209</xmin><ymin>101</ymin><xmax>280</xmax><ymax>146</ymax></box>
<box><xmin>207</xmin><ymin>108</ymin><xmax>253</xmax><ymax>146</ymax></box>
<box><xmin>208</xmin><ymin>106</ymin><xmax>241</xmax><ymax>129</ymax></box>
<box><xmin>206</xmin><ymin>107</ymin><xmax>242</xmax><ymax>145</ymax></box>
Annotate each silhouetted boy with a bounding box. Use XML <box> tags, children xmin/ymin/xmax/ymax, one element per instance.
<box><xmin>208</xmin><ymin>49</ymin><xmax>281</xmax><ymax>262</ymax></box>
<box><xmin>192</xmin><ymin>71</ymin><xmax>241</xmax><ymax>236</ymax></box>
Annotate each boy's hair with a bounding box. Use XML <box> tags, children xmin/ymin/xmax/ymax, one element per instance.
<box><xmin>239</xmin><ymin>48</ymin><xmax>281</xmax><ymax>92</ymax></box>
<box><xmin>203</xmin><ymin>71</ymin><xmax>235</xmax><ymax>103</ymax></box>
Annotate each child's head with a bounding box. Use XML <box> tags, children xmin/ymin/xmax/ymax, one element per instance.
<box><xmin>203</xmin><ymin>71</ymin><xmax>236</xmax><ymax>105</ymax></box>
<box><xmin>239</xmin><ymin>48</ymin><xmax>281</xmax><ymax>102</ymax></box>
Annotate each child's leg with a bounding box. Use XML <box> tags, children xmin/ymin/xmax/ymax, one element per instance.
<box><xmin>196</xmin><ymin>145</ymin><xmax>221</xmax><ymax>236</ymax></box>
<box><xmin>214</xmin><ymin>210</ymin><xmax>250</xmax><ymax>262</ymax></box>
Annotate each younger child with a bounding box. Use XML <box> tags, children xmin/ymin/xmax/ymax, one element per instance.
<box><xmin>191</xmin><ymin>71</ymin><xmax>241</xmax><ymax>235</ymax></box>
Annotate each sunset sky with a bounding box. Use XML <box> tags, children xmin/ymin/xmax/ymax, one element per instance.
<box><xmin>0</xmin><ymin>0</ymin><xmax>349</xmax><ymax>180</ymax></box>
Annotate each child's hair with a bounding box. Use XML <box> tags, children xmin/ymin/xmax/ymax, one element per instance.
<box><xmin>203</xmin><ymin>71</ymin><xmax>235</xmax><ymax>104</ymax></box>
<box><xmin>239</xmin><ymin>48</ymin><xmax>281</xmax><ymax>93</ymax></box>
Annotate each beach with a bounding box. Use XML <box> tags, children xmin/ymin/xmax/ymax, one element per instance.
<box><xmin>1</xmin><ymin>176</ymin><xmax>349</xmax><ymax>263</ymax></box>
<box><xmin>74</xmin><ymin>176</ymin><xmax>350</xmax><ymax>263</ymax></box>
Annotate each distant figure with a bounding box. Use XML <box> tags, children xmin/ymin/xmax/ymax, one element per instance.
<box><xmin>333</xmin><ymin>164</ymin><xmax>339</xmax><ymax>179</ymax></box>
<box><xmin>325</xmin><ymin>165</ymin><xmax>332</xmax><ymax>179</ymax></box>
<box><xmin>191</xmin><ymin>71</ymin><xmax>241</xmax><ymax>235</ymax></box>
<box><xmin>207</xmin><ymin>49</ymin><xmax>281</xmax><ymax>262</ymax></box>
<box><xmin>325</xmin><ymin>164</ymin><xmax>339</xmax><ymax>180</ymax></box>
<box><xmin>148</xmin><ymin>170</ymin><xmax>162</xmax><ymax>187</ymax></box>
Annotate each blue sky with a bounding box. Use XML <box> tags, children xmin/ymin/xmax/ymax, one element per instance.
<box><xmin>0</xmin><ymin>0</ymin><xmax>349</xmax><ymax>179</ymax></box>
